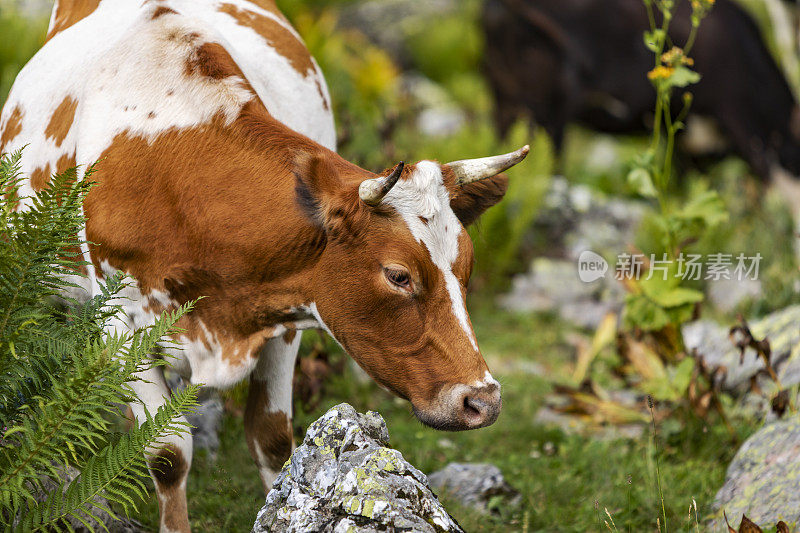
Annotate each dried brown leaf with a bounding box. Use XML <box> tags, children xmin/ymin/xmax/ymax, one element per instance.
<box><xmin>738</xmin><ymin>515</ymin><xmax>763</xmax><ymax>533</ymax></box>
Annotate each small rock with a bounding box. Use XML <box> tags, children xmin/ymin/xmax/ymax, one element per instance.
<box><xmin>533</xmin><ymin>176</ymin><xmax>646</xmax><ymax>262</ymax></box>
<box><xmin>400</xmin><ymin>74</ymin><xmax>466</xmax><ymax>138</ymax></box>
<box><xmin>427</xmin><ymin>463</ymin><xmax>520</xmax><ymax>515</ymax></box>
<box><xmin>253</xmin><ymin>403</ymin><xmax>463</xmax><ymax>533</ymax></box>
<box><xmin>709</xmin><ymin>416</ymin><xmax>800</xmax><ymax>529</ymax></box>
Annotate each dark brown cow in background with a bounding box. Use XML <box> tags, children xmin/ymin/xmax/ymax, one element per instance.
<box><xmin>483</xmin><ymin>0</ymin><xmax>800</xmax><ymax>181</ymax></box>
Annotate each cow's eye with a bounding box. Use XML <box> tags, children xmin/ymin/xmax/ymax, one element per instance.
<box><xmin>384</xmin><ymin>267</ymin><xmax>412</xmax><ymax>291</ymax></box>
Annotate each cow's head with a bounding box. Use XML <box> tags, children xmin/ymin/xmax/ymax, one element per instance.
<box><xmin>295</xmin><ymin>145</ymin><xmax>528</xmax><ymax>430</ymax></box>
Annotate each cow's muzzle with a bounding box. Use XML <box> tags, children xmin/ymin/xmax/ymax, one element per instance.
<box><xmin>413</xmin><ymin>378</ymin><xmax>502</xmax><ymax>431</ymax></box>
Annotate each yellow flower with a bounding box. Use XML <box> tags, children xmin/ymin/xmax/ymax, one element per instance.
<box><xmin>661</xmin><ymin>47</ymin><xmax>694</xmax><ymax>67</ymax></box>
<box><xmin>647</xmin><ymin>66</ymin><xmax>675</xmax><ymax>81</ymax></box>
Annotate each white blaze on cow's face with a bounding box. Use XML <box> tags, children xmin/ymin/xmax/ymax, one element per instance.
<box><xmin>301</xmin><ymin>147</ymin><xmax>527</xmax><ymax>431</ymax></box>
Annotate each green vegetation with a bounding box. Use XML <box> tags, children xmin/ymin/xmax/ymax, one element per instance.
<box><xmin>0</xmin><ymin>5</ymin><xmax>45</xmax><ymax>108</ymax></box>
<box><xmin>129</xmin><ymin>302</ymin><xmax>755</xmax><ymax>531</ymax></box>
<box><xmin>0</xmin><ymin>151</ymin><xmax>198</xmax><ymax>531</ymax></box>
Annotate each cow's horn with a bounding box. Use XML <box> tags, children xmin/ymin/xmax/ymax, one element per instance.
<box><xmin>359</xmin><ymin>162</ymin><xmax>405</xmax><ymax>206</ymax></box>
<box><xmin>447</xmin><ymin>145</ymin><xmax>530</xmax><ymax>185</ymax></box>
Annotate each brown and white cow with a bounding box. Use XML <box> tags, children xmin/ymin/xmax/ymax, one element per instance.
<box><xmin>0</xmin><ymin>1</ymin><xmax>528</xmax><ymax>530</ymax></box>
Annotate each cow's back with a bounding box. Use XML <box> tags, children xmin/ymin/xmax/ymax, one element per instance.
<box><xmin>0</xmin><ymin>0</ymin><xmax>335</xmax><ymax>199</ymax></box>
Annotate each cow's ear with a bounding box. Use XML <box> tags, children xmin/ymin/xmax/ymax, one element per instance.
<box><xmin>293</xmin><ymin>151</ymin><xmax>343</xmax><ymax>228</ymax></box>
<box><xmin>449</xmin><ymin>173</ymin><xmax>509</xmax><ymax>226</ymax></box>
<box><xmin>294</xmin><ymin>151</ymin><xmax>367</xmax><ymax>237</ymax></box>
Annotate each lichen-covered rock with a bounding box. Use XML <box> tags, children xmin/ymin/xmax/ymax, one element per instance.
<box><xmin>683</xmin><ymin>305</ymin><xmax>800</xmax><ymax>393</ymax></box>
<box><xmin>427</xmin><ymin>463</ymin><xmax>520</xmax><ymax>514</ymax></box>
<box><xmin>709</xmin><ymin>416</ymin><xmax>800</xmax><ymax>529</ymax></box>
<box><xmin>252</xmin><ymin>403</ymin><xmax>463</xmax><ymax>533</ymax></box>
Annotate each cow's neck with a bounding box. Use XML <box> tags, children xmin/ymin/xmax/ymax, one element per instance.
<box><xmin>87</xmin><ymin>102</ymin><xmax>354</xmax><ymax>341</ymax></box>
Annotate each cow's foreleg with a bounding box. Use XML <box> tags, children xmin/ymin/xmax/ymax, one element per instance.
<box><xmin>245</xmin><ymin>330</ymin><xmax>301</xmax><ymax>493</ymax></box>
<box><xmin>129</xmin><ymin>365</ymin><xmax>192</xmax><ymax>533</ymax></box>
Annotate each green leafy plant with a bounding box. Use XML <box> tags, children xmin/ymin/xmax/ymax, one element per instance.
<box><xmin>624</xmin><ymin>0</ymin><xmax>726</xmax><ymax>340</ymax></box>
<box><xmin>0</xmin><ymin>150</ymin><xmax>198</xmax><ymax>531</ymax></box>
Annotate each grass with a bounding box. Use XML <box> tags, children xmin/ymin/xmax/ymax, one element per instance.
<box><xmin>131</xmin><ymin>297</ymin><xmax>755</xmax><ymax>532</ymax></box>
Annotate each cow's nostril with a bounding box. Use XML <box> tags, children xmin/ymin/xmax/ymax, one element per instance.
<box><xmin>463</xmin><ymin>396</ymin><xmax>487</xmax><ymax>418</ymax></box>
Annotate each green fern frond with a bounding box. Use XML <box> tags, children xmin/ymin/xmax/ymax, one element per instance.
<box><xmin>0</xmin><ymin>150</ymin><xmax>199</xmax><ymax>532</ymax></box>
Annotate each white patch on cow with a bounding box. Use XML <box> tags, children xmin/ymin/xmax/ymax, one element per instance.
<box><xmin>475</xmin><ymin>370</ymin><xmax>500</xmax><ymax>390</ymax></box>
<box><xmin>46</xmin><ymin>0</ymin><xmax>59</xmax><ymax>35</ymax></box>
<box><xmin>306</xmin><ymin>302</ymin><xmax>339</xmax><ymax>343</ymax></box>
<box><xmin>252</xmin><ymin>334</ymin><xmax>301</xmax><ymax>412</ymax></box>
<box><xmin>383</xmin><ymin>161</ymin><xmax>478</xmax><ymax>350</ymax></box>
<box><xmin>170</xmin><ymin>0</ymin><xmax>336</xmax><ymax>149</ymax></box>
<box><xmin>3</xmin><ymin>0</ymin><xmax>335</xmax><ymax>216</ymax></box>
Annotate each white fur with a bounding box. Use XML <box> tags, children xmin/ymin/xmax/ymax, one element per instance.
<box><xmin>250</xmin><ymin>334</ymin><xmax>301</xmax><ymax>488</ymax></box>
<box><xmin>384</xmin><ymin>161</ymin><xmax>479</xmax><ymax>351</ymax></box>
<box><xmin>476</xmin><ymin>370</ymin><xmax>500</xmax><ymax>389</ymax></box>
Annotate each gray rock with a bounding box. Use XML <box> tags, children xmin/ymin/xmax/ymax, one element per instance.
<box><xmin>165</xmin><ymin>372</ymin><xmax>223</xmax><ymax>460</ymax></box>
<box><xmin>683</xmin><ymin>306</ymin><xmax>800</xmax><ymax>393</ymax></box>
<box><xmin>709</xmin><ymin>416</ymin><xmax>800</xmax><ymax>529</ymax></box>
<box><xmin>682</xmin><ymin>320</ymin><xmax>764</xmax><ymax>392</ymax></box>
<box><xmin>253</xmin><ymin>403</ymin><xmax>463</xmax><ymax>533</ymax></box>
<box><xmin>427</xmin><ymin>463</ymin><xmax>520</xmax><ymax>514</ymax></box>
<box><xmin>533</xmin><ymin>176</ymin><xmax>646</xmax><ymax>263</ymax></box>
<box><xmin>400</xmin><ymin>74</ymin><xmax>466</xmax><ymax>138</ymax></box>
<box><xmin>187</xmin><ymin>393</ymin><xmax>223</xmax><ymax>460</ymax></box>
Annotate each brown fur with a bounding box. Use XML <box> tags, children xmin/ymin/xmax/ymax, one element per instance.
<box><xmin>185</xmin><ymin>41</ymin><xmax>246</xmax><ymax>80</ymax></box>
<box><xmin>30</xmin><ymin>164</ymin><xmax>51</xmax><ymax>192</ymax></box>
<box><xmin>45</xmin><ymin>96</ymin><xmax>78</xmax><ymax>147</ymax></box>
<box><xmin>282</xmin><ymin>328</ymin><xmax>297</xmax><ymax>343</ymax></box>
<box><xmin>46</xmin><ymin>0</ymin><xmax>101</xmax><ymax>42</ymax></box>
<box><xmin>84</xmin><ymin>90</ymin><xmax>500</xmax><ymax>408</ymax></box>
<box><xmin>30</xmin><ymin>153</ymin><xmax>78</xmax><ymax>192</ymax></box>
<box><xmin>148</xmin><ymin>444</ymin><xmax>190</xmax><ymax>533</ymax></box>
<box><xmin>0</xmin><ymin>105</ymin><xmax>23</xmax><ymax>149</ymax></box>
<box><xmin>151</xmin><ymin>5</ymin><xmax>177</xmax><ymax>19</ymax></box>
<box><xmin>218</xmin><ymin>3</ymin><xmax>314</xmax><ymax>76</ymax></box>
